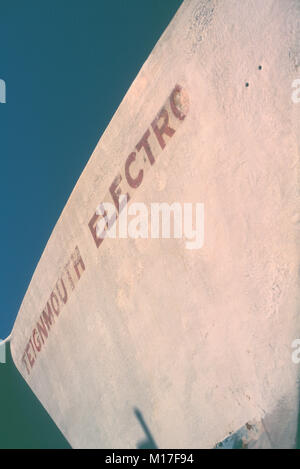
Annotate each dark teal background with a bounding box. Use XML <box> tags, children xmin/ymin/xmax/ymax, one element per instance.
<box><xmin>0</xmin><ymin>0</ymin><xmax>182</xmax><ymax>449</ymax></box>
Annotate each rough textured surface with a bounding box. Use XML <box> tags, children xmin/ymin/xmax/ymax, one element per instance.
<box><xmin>9</xmin><ymin>0</ymin><xmax>300</xmax><ymax>448</ymax></box>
